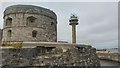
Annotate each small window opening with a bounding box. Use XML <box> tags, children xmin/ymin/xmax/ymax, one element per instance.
<box><xmin>30</xmin><ymin>20</ymin><xmax>33</xmax><ymax>22</ymax></box>
<box><xmin>7</xmin><ymin>30</ymin><xmax>12</xmax><ymax>37</ymax></box>
<box><xmin>26</xmin><ymin>16</ymin><xmax>36</xmax><ymax>26</ymax></box>
<box><xmin>51</xmin><ymin>22</ymin><xmax>53</xmax><ymax>25</ymax></box>
<box><xmin>27</xmin><ymin>16</ymin><xmax>36</xmax><ymax>23</ymax></box>
<box><xmin>32</xmin><ymin>30</ymin><xmax>37</xmax><ymax>37</ymax></box>
<box><xmin>6</xmin><ymin>18</ymin><xmax>12</xmax><ymax>26</ymax></box>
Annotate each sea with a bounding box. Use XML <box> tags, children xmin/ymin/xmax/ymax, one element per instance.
<box><xmin>99</xmin><ymin>48</ymin><xmax>119</xmax><ymax>68</ymax></box>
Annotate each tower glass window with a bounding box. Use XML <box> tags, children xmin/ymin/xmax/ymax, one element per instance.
<box><xmin>32</xmin><ymin>30</ymin><xmax>37</xmax><ymax>37</ymax></box>
<box><xmin>6</xmin><ymin>18</ymin><xmax>12</xmax><ymax>26</ymax></box>
<box><xmin>7</xmin><ymin>30</ymin><xmax>12</xmax><ymax>37</ymax></box>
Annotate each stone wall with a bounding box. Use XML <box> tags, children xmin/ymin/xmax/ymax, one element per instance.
<box><xmin>0</xmin><ymin>29</ymin><xmax>2</xmax><ymax>44</ymax></box>
<box><xmin>2</xmin><ymin>5</ymin><xmax>57</xmax><ymax>43</ymax></box>
<box><xmin>1</xmin><ymin>43</ymin><xmax>100</xmax><ymax>68</ymax></box>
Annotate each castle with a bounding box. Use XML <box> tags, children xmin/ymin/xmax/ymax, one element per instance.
<box><xmin>2</xmin><ymin>5</ymin><xmax>57</xmax><ymax>43</ymax></box>
<box><xmin>1</xmin><ymin>5</ymin><xmax>100</xmax><ymax>68</ymax></box>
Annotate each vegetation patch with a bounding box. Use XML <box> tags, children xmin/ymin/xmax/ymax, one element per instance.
<box><xmin>1</xmin><ymin>43</ymin><xmax>22</xmax><ymax>48</ymax></box>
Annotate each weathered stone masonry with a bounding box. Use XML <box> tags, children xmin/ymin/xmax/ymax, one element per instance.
<box><xmin>2</xmin><ymin>43</ymin><xmax>100</xmax><ymax>67</ymax></box>
<box><xmin>1</xmin><ymin>5</ymin><xmax>101</xmax><ymax>68</ymax></box>
<box><xmin>2</xmin><ymin>5</ymin><xmax>57</xmax><ymax>42</ymax></box>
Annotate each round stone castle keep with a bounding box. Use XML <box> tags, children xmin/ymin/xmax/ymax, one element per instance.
<box><xmin>2</xmin><ymin>5</ymin><xmax>57</xmax><ymax>42</ymax></box>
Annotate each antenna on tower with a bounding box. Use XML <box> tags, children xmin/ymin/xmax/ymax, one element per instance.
<box><xmin>70</xmin><ymin>13</ymin><xmax>78</xmax><ymax>19</ymax></box>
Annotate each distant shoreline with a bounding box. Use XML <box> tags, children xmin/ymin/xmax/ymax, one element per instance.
<box><xmin>99</xmin><ymin>58</ymin><xmax>119</xmax><ymax>63</ymax></box>
<box><xmin>97</xmin><ymin>53</ymin><xmax>120</xmax><ymax>63</ymax></box>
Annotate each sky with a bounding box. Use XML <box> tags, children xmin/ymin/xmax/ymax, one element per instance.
<box><xmin>0</xmin><ymin>1</ymin><xmax>118</xmax><ymax>49</ymax></box>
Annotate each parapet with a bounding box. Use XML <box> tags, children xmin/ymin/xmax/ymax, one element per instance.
<box><xmin>4</xmin><ymin>5</ymin><xmax>57</xmax><ymax>20</ymax></box>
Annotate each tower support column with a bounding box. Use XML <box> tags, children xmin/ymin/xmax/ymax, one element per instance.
<box><xmin>72</xmin><ymin>24</ymin><xmax>76</xmax><ymax>43</ymax></box>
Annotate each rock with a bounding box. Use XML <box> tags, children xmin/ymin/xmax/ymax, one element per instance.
<box><xmin>2</xmin><ymin>45</ymin><xmax>100</xmax><ymax>68</ymax></box>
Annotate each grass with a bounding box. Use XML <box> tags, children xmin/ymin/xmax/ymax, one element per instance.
<box><xmin>1</xmin><ymin>43</ymin><xmax>22</xmax><ymax>48</ymax></box>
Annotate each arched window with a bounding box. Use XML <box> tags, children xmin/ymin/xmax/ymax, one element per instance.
<box><xmin>26</xmin><ymin>16</ymin><xmax>36</xmax><ymax>26</ymax></box>
<box><xmin>7</xmin><ymin>30</ymin><xmax>12</xmax><ymax>37</ymax></box>
<box><xmin>6</xmin><ymin>17</ymin><xmax>12</xmax><ymax>26</ymax></box>
<box><xmin>32</xmin><ymin>30</ymin><xmax>37</xmax><ymax>37</ymax></box>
